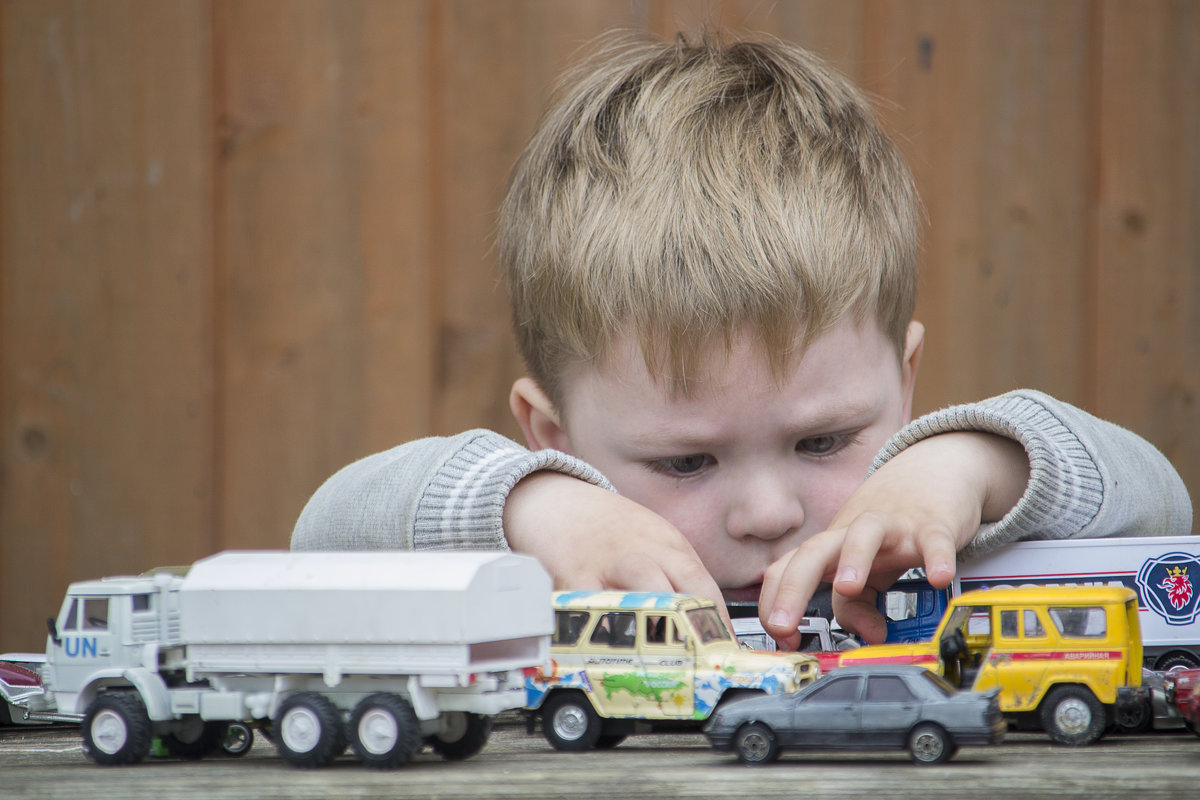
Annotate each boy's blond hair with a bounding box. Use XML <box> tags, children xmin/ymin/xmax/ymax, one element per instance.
<box><xmin>499</xmin><ymin>31</ymin><xmax>921</xmax><ymax>410</ymax></box>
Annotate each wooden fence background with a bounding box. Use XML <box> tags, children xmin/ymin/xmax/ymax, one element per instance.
<box><xmin>2</xmin><ymin>0</ymin><xmax>1197</xmax><ymax>652</ymax></box>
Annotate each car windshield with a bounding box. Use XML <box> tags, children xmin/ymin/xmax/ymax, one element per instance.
<box><xmin>686</xmin><ymin>608</ymin><xmax>732</xmax><ymax>644</ymax></box>
<box><xmin>918</xmin><ymin>670</ymin><xmax>957</xmax><ymax>697</ymax></box>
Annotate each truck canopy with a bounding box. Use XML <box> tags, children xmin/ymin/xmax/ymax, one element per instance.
<box><xmin>178</xmin><ymin>551</ymin><xmax>552</xmax><ymax>646</ymax></box>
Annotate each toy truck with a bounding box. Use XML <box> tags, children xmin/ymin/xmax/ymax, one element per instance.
<box><xmin>823</xmin><ymin>585</ymin><xmax>1148</xmax><ymax>745</ymax></box>
<box><xmin>877</xmin><ymin>535</ymin><xmax>1200</xmax><ymax>671</ymax></box>
<box><xmin>524</xmin><ymin>591</ymin><xmax>819</xmax><ymax>750</ymax></box>
<box><xmin>7</xmin><ymin>551</ymin><xmax>552</xmax><ymax>768</ymax></box>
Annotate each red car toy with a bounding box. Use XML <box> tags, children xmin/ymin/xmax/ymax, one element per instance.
<box><xmin>1167</xmin><ymin>668</ymin><xmax>1200</xmax><ymax>736</ymax></box>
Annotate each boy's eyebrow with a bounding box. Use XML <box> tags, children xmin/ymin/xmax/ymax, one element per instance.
<box><xmin>621</xmin><ymin>397</ymin><xmax>883</xmax><ymax>449</ymax></box>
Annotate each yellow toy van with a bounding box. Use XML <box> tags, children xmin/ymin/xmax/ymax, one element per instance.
<box><xmin>823</xmin><ymin>585</ymin><xmax>1148</xmax><ymax>745</ymax></box>
<box><xmin>524</xmin><ymin>591</ymin><xmax>818</xmax><ymax>750</ymax></box>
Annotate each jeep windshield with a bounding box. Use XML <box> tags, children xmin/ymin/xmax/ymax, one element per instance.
<box><xmin>686</xmin><ymin>608</ymin><xmax>732</xmax><ymax>644</ymax></box>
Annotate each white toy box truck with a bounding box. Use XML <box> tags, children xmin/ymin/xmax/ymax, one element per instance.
<box><xmin>879</xmin><ymin>535</ymin><xmax>1200</xmax><ymax>671</ymax></box>
<box><xmin>12</xmin><ymin>550</ymin><xmax>552</xmax><ymax>768</ymax></box>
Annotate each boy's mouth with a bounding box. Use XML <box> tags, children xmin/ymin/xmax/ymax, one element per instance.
<box><xmin>722</xmin><ymin>583</ymin><xmax>763</xmax><ymax>604</ymax></box>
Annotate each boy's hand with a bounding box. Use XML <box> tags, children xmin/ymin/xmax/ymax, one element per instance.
<box><xmin>760</xmin><ymin>432</ymin><xmax>1028</xmax><ymax>647</ymax></box>
<box><xmin>503</xmin><ymin>471</ymin><xmax>730</xmax><ymax>626</ymax></box>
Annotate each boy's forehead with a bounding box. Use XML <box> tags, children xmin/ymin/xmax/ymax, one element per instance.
<box><xmin>561</xmin><ymin>318</ymin><xmax>898</xmax><ymax>411</ymax></box>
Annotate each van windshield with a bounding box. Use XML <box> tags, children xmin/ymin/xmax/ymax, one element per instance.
<box><xmin>686</xmin><ymin>608</ymin><xmax>731</xmax><ymax>644</ymax></box>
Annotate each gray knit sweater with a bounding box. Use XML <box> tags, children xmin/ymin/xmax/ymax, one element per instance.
<box><xmin>291</xmin><ymin>389</ymin><xmax>1193</xmax><ymax>556</ymax></box>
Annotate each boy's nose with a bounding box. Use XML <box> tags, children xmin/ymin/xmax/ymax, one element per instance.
<box><xmin>726</xmin><ymin>474</ymin><xmax>805</xmax><ymax>542</ymax></box>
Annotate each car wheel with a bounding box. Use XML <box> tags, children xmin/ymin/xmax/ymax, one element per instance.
<box><xmin>82</xmin><ymin>692</ymin><xmax>153</xmax><ymax>766</ymax></box>
<box><xmin>219</xmin><ymin>722</ymin><xmax>255</xmax><ymax>757</ymax></box>
<box><xmin>908</xmin><ymin>723</ymin><xmax>953</xmax><ymax>765</ymax></box>
<box><xmin>427</xmin><ymin>711</ymin><xmax>493</xmax><ymax>761</ymax></box>
<box><xmin>274</xmin><ymin>692</ymin><xmax>347</xmax><ymax>768</ymax></box>
<box><xmin>1113</xmin><ymin>695</ymin><xmax>1153</xmax><ymax>733</ymax></box>
<box><xmin>161</xmin><ymin>716</ymin><xmax>222</xmax><ymax>759</ymax></box>
<box><xmin>1040</xmin><ymin>686</ymin><xmax>1106</xmax><ymax>745</ymax></box>
<box><xmin>541</xmin><ymin>693</ymin><xmax>602</xmax><ymax>751</ymax></box>
<box><xmin>734</xmin><ymin>722</ymin><xmax>779</xmax><ymax>765</ymax></box>
<box><xmin>349</xmin><ymin>693</ymin><xmax>422</xmax><ymax>768</ymax></box>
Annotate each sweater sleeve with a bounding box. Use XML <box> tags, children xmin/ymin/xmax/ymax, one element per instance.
<box><xmin>870</xmin><ymin>389</ymin><xmax>1194</xmax><ymax>558</ymax></box>
<box><xmin>290</xmin><ymin>429</ymin><xmax>614</xmax><ymax>552</ymax></box>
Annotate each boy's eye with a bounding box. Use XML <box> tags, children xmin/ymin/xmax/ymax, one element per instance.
<box><xmin>797</xmin><ymin>434</ymin><xmax>847</xmax><ymax>457</ymax></box>
<box><xmin>649</xmin><ymin>454</ymin><xmax>715</xmax><ymax>476</ymax></box>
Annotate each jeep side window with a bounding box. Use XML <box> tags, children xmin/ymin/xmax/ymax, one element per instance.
<box><xmin>1049</xmin><ymin>606</ymin><xmax>1107</xmax><ymax>638</ymax></box>
<box><xmin>554</xmin><ymin>610</ymin><xmax>589</xmax><ymax>646</ymax></box>
<box><xmin>591</xmin><ymin>612</ymin><xmax>636</xmax><ymax>648</ymax></box>
<box><xmin>645</xmin><ymin>614</ymin><xmax>667</xmax><ymax>645</ymax></box>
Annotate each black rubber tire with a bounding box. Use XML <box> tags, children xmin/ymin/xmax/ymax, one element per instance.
<box><xmin>349</xmin><ymin>693</ymin><xmax>422</xmax><ymax>769</ymax></box>
<box><xmin>541</xmin><ymin>692</ymin><xmax>602</xmax><ymax>751</ymax></box>
<box><xmin>1040</xmin><ymin>686</ymin><xmax>1106</xmax><ymax>745</ymax></box>
<box><xmin>219</xmin><ymin>722</ymin><xmax>255</xmax><ymax>757</ymax></box>
<box><xmin>82</xmin><ymin>692</ymin><xmax>153</xmax><ymax>766</ymax></box>
<box><xmin>273</xmin><ymin>692</ymin><xmax>347</xmax><ymax>768</ymax></box>
<box><xmin>1156</xmin><ymin>652</ymin><xmax>1200</xmax><ymax>671</ymax></box>
<box><xmin>908</xmin><ymin>722</ymin><xmax>953</xmax><ymax>765</ymax></box>
<box><xmin>734</xmin><ymin>722</ymin><xmax>779</xmax><ymax>765</ymax></box>
<box><xmin>1113</xmin><ymin>695</ymin><xmax>1153</xmax><ymax>734</ymax></box>
<box><xmin>427</xmin><ymin>712</ymin><xmax>493</xmax><ymax>761</ymax></box>
<box><xmin>161</xmin><ymin>717</ymin><xmax>222</xmax><ymax>759</ymax></box>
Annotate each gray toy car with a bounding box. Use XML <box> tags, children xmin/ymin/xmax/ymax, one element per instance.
<box><xmin>703</xmin><ymin>664</ymin><xmax>1005</xmax><ymax>765</ymax></box>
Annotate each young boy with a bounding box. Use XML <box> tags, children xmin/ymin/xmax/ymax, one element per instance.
<box><xmin>291</xmin><ymin>32</ymin><xmax>1192</xmax><ymax>647</ymax></box>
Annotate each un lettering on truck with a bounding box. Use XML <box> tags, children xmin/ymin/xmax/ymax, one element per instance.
<box><xmin>952</xmin><ymin>536</ymin><xmax>1199</xmax><ymax>671</ymax></box>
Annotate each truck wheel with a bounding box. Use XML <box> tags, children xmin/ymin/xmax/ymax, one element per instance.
<box><xmin>908</xmin><ymin>723</ymin><xmax>953</xmax><ymax>765</ymax></box>
<box><xmin>274</xmin><ymin>692</ymin><xmax>347</xmax><ymax>768</ymax></box>
<box><xmin>1156</xmin><ymin>652</ymin><xmax>1200</xmax><ymax>671</ymax></box>
<box><xmin>82</xmin><ymin>692</ymin><xmax>153</xmax><ymax>766</ymax></box>
<box><xmin>541</xmin><ymin>692</ymin><xmax>602</xmax><ymax>751</ymax></box>
<box><xmin>349</xmin><ymin>693</ymin><xmax>421</xmax><ymax>768</ymax></box>
<box><xmin>1040</xmin><ymin>686</ymin><xmax>1106</xmax><ymax>745</ymax></box>
<box><xmin>428</xmin><ymin>712</ymin><xmax>492</xmax><ymax>760</ymax></box>
<box><xmin>162</xmin><ymin>716</ymin><xmax>221</xmax><ymax>759</ymax></box>
<box><xmin>219</xmin><ymin>722</ymin><xmax>255</xmax><ymax>757</ymax></box>
<box><xmin>734</xmin><ymin>722</ymin><xmax>779</xmax><ymax>764</ymax></box>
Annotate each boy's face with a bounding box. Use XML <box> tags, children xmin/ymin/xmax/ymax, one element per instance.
<box><xmin>541</xmin><ymin>317</ymin><xmax>923</xmax><ymax>602</ymax></box>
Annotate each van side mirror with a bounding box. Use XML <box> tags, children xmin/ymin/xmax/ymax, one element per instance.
<box><xmin>46</xmin><ymin>617</ymin><xmax>60</xmax><ymax>645</ymax></box>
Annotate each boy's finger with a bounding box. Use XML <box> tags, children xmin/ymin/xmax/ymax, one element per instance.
<box><xmin>832</xmin><ymin>513</ymin><xmax>888</xmax><ymax>596</ymax></box>
<box><xmin>916</xmin><ymin>524</ymin><xmax>960</xmax><ymax>588</ymax></box>
<box><xmin>832</xmin><ymin>592</ymin><xmax>888</xmax><ymax>644</ymax></box>
<box><xmin>759</xmin><ymin>532</ymin><xmax>842</xmax><ymax>644</ymax></box>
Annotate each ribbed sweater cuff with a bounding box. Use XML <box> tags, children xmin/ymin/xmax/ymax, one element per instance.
<box><xmin>412</xmin><ymin>435</ymin><xmax>613</xmax><ymax>551</ymax></box>
<box><xmin>871</xmin><ymin>394</ymin><xmax>1104</xmax><ymax>557</ymax></box>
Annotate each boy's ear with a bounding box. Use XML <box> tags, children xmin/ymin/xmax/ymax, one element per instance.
<box><xmin>900</xmin><ymin>320</ymin><xmax>925</xmax><ymax>423</ymax></box>
<box><xmin>509</xmin><ymin>377</ymin><xmax>573</xmax><ymax>453</ymax></box>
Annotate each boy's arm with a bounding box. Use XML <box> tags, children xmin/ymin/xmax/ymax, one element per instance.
<box><xmin>874</xmin><ymin>388</ymin><xmax>1193</xmax><ymax>552</ymax></box>
<box><xmin>291</xmin><ymin>429</ymin><xmax>613</xmax><ymax>551</ymax></box>
<box><xmin>762</xmin><ymin>389</ymin><xmax>1193</xmax><ymax>646</ymax></box>
<box><xmin>291</xmin><ymin>430</ymin><xmax>728</xmax><ymax>617</ymax></box>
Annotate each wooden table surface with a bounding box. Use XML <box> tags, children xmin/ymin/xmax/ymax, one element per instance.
<box><xmin>4</xmin><ymin>714</ymin><xmax>1198</xmax><ymax>799</ymax></box>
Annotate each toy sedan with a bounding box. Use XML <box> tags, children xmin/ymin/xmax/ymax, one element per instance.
<box><xmin>703</xmin><ymin>664</ymin><xmax>1005</xmax><ymax>765</ymax></box>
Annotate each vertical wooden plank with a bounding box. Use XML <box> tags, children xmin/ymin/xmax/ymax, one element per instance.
<box><xmin>0</xmin><ymin>0</ymin><xmax>213</xmax><ymax>651</ymax></box>
<box><xmin>860</xmin><ymin>0</ymin><xmax>1096</xmax><ymax>416</ymax></box>
<box><xmin>431</xmin><ymin>0</ymin><xmax>638</xmax><ymax>439</ymax></box>
<box><xmin>217</xmin><ymin>0</ymin><xmax>433</xmax><ymax>548</ymax></box>
<box><xmin>1095</xmin><ymin>0</ymin><xmax>1200</xmax><ymax>506</ymax></box>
